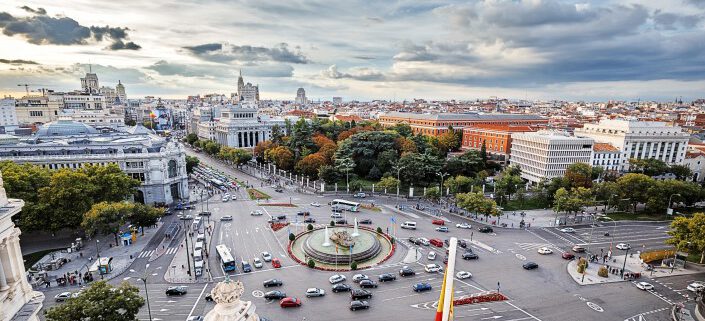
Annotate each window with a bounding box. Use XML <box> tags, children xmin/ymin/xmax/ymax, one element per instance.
<box><xmin>168</xmin><ymin>159</ymin><xmax>178</xmax><ymax>178</ymax></box>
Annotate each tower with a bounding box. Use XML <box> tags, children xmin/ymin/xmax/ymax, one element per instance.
<box><xmin>237</xmin><ymin>70</ymin><xmax>244</xmax><ymax>101</ymax></box>
<box><xmin>296</xmin><ymin>88</ymin><xmax>307</xmax><ymax>105</ymax></box>
<box><xmin>116</xmin><ymin>80</ymin><xmax>127</xmax><ymax>103</ymax></box>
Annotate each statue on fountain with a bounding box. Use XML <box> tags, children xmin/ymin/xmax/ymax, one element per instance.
<box><xmin>330</xmin><ymin>230</ymin><xmax>356</xmax><ymax>248</ymax></box>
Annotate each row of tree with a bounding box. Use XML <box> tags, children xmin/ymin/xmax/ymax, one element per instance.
<box><xmin>185</xmin><ymin>134</ymin><xmax>253</xmax><ymax>167</ymax></box>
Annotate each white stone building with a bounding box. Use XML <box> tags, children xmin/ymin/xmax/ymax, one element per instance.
<box><xmin>591</xmin><ymin>143</ymin><xmax>621</xmax><ymax>171</ymax></box>
<box><xmin>99</xmin><ymin>86</ymin><xmax>117</xmax><ymax>104</ymax></box>
<box><xmin>0</xmin><ymin>172</ymin><xmax>43</xmax><ymax>321</ymax></box>
<box><xmin>63</xmin><ymin>92</ymin><xmax>106</xmax><ymax>110</ymax></box>
<box><xmin>57</xmin><ymin>109</ymin><xmax>125</xmax><ymax>129</ymax></box>
<box><xmin>116</xmin><ymin>80</ymin><xmax>127</xmax><ymax>103</ymax></box>
<box><xmin>574</xmin><ymin>119</ymin><xmax>689</xmax><ymax>171</ymax></box>
<box><xmin>295</xmin><ymin>88</ymin><xmax>307</xmax><ymax>104</ymax></box>
<box><xmin>0</xmin><ymin>121</ymin><xmax>189</xmax><ymax>205</ymax></box>
<box><xmin>215</xmin><ymin>107</ymin><xmax>279</xmax><ymax>148</ymax></box>
<box><xmin>0</xmin><ymin>98</ymin><xmax>19</xmax><ymax>134</ymax></box>
<box><xmin>684</xmin><ymin>151</ymin><xmax>705</xmax><ymax>182</ymax></box>
<box><xmin>14</xmin><ymin>94</ymin><xmax>62</xmax><ymax>126</ymax></box>
<box><xmin>510</xmin><ymin>130</ymin><xmax>594</xmax><ymax>184</ymax></box>
<box><xmin>80</xmin><ymin>72</ymin><xmax>99</xmax><ymax>93</ymax></box>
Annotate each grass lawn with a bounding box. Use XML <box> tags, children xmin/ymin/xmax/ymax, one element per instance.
<box><xmin>23</xmin><ymin>248</ymin><xmax>62</xmax><ymax>270</ymax></box>
<box><xmin>247</xmin><ymin>188</ymin><xmax>271</xmax><ymax>200</ymax></box>
<box><xmin>501</xmin><ymin>197</ymin><xmax>549</xmax><ymax>211</ymax></box>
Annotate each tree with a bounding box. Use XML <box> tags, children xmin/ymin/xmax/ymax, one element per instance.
<box><xmin>457</xmin><ymin>192</ymin><xmax>500</xmax><ymax>218</ymax></box>
<box><xmin>128</xmin><ymin>203</ymin><xmax>163</xmax><ymax>235</ymax></box>
<box><xmin>349</xmin><ymin>180</ymin><xmax>365</xmax><ymax>192</ymax></box>
<box><xmin>396</xmin><ymin>152</ymin><xmax>444</xmax><ymax>186</ymax></box>
<box><xmin>82</xmin><ymin>202</ymin><xmax>133</xmax><ymax>245</ymax></box>
<box><xmin>377</xmin><ymin>177</ymin><xmax>400</xmax><ymax>191</ymax></box>
<box><xmin>553</xmin><ymin>187</ymin><xmax>591</xmax><ymax>220</ymax></box>
<box><xmin>616</xmin><ymin>173</ymin><xmax>654</xmax><ymax>213</ymax></box>
<box><xmin>307</xmin><ymin>223</ymin><xmax>313</xmax><ymax>231</ymax></box>
<box><xmin>669</xmin><ymin>164</ymin><xmax>693</xmax><ymax>180</ymax></box>
<box><xmin>564</xmin><ymin>162</ymin><xmax>593</xmax><ymax>189</ymax></box>
<box><xmin>480</xmin><ymin>140</ymin><xmax>488</xmax><ymax>163</ymax></box>
<box><xmin>318</xmin><ymin>165</ymin><xmax>339</xmax><ymax>184</ymax></box>
<box><xmin>203</xmin><ymin>140</ymin><xmax>221</xmax><ymax>155</ymax></box>
<box><xmin>45</xmin><ymin>281</ymin><xmax>144</xmax><ymax>321</ymax></box>
<box><xmin>367</xmin><ymin>165</ymin><xmax>382</xmax><ymax>180</ymax></box>
<box><xmin>444</xmin><ymin>175</ymin><xmax>473</xmax><ymax>194</ymax></box>
<box><xmin>254</xmin><ymin>140</ymin><xmax>275</xmax><ymax>162</ymax></box>
<box><xmin>271</xmin><ymin>125</ymin><xmax>284</xmax><ymax>145</ymax></box>
<box><xmin>289</xmin><ymin>118</ymin><xmax>315</xmax><ymax>157</ymax></box>
<box><xmin>437</xmin><ymin>127</ymin><xmax>460</xmax><ymax>155</ymax></box>
<box><xmin>629</xmin><ymin>158</ymin><xmax>669</xmax><ymax>176</ymax></box>
<box><xmin>266</xmin><ymin>146</ymin><xmax>295</xmax><ymax>170</ymax></box>
<box><xmin>646</xmin><ymin>180</ymin><xmax>702</xmax><ymax>212</ymax></box>
<box><xmin>335</xmin><ymin>131</ymin><xmax>401</xmax><ymax>176</ymax></box>
<box><xmin>667</xmin><ymin>213</ymin><xmax>705</xmax><ymax>263</ymax></box>
<box><xmin>295</xmin><ymin>153</ymin><xmax>327</xmax><ymax>178</ymax></box>
<box><xmin>289</xmin><ymin>233</ymin><xmax>295</xmax><ymax>242</ymax></box>
<box><xmin>335</xmin><ymin>157</ymin><xmax>356</xmax><ymax>184</ymax></box>
<box><xmin>308</xmin><ymin>259</ymin><xmax>316</xmax><ymax>268</ymax></box>
<box><xmin>494</xmin><ymin>167</ymin><xmax>523</xmax><ymax>205</ymax></box>
<box><xmin>39</xmin><ymin>169</ymin><xmax>94</xmax><ymax>234</ymax></box>
<box><xmin>80</xmin><ymin>164</ymin><xmax>140</xmax><ymax>203</ymax></box>
<box><xmin>125</xmin><ymin>119</ymin><xmax>137</xmax><ymax>126</ymax></box>
<box><xmin>0</xmin><ymin>161</ymin><xmax>51</xmax><ymax>231</ymax></box>
<box><xmin>185</xmin><ymin>155</ymin><xmax>200</xmax><ymax>174</ymax></box>
<box><xmin>351</xmin><ymin>261</ymin><xmax>358</xmax><ymax>270</ymax></box>
<box><xmin>391</xmin><ymin>123</ymin><xmax>413</xmax><ymax>137</ymax></box>
<box><xmin>425</xmin><ymin>187</ymin><xmax>441</xmax><ymax>202</ymax></box>
<box><xmin>185</xmin><ymin>133</ymin><xmax>199</xmax><ymax>145</ymax></box>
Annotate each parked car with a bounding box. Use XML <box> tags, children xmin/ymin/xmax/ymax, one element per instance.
<box><xmin>279</xmin><ymin>297</ymin><xmax>301</xmax><ymax>308</ymax></box>
<box><xmin>274</xmin><ymin>187</ymin><xmax>284</xmax><ymax>193</ymax></box>
<box><xmin>432</xmin><ymin>219</ymin><xmax>445</xmax><ymax>225</ymax></box>
<box><xmin>479</xmin><ymin>227</ymin><xmax>493</xmax><ymax>233</ymax></box>
<box><xmin>378</xmin><ymin>273</ymin><xmax>396</xmax><ymax>282</ymax></box>
<box><xmin>418</xmin><ymin>238</ymin><xmax>430</xmax><ymax>246</ymax></box>
<box><xmin>305</xmin><ymin>288</ymin><xmax>326</xmax><ymax>297</ymax></box>
<box><xmin>429</xmin><ymin>239</ymin><xmax>444</xmax><ymax>247</ymax></box>
<box><xmin>263</xmin><ymin>279</ymin><xmax>283</xmax><ymax>287</ymax></box>
<box><xmin>359</xmin><ymin>280</ymin><xmax>378</xmax><ymax>288</ymax></box>
<box><xmin>616</xmin><ymin>243</ymin><xmax>631</xmax><ymax>250</ymax></box>
<box><xmin>310</xmin><ymin>202</ymin><xmax>321</xmax><ymax>207</ymax></box>
<box><xmin>456</xmin><ymin>271</ymin><xmax>472</xmax><ymax>279</ymax></box>
<box><xmin>562</xmin><ymin>252</ymin><xmax>576</xmax><ymax>260</ymax></box>
<box><xmin>427</xmin><ymin>251</ymin><xmax>436</xmax><ymax>260</ymax></box>
<box><xmin>456</xmin><ymin>223</ymin><xmax>472</xmax><ymax>229</ymax></box>
<box><xmin>572</xmin><ymin>245</ymin><xmax>586</xmax><ymax>253</ymax></box>
<box><xmin>54</xmin><ymin>292</ymin><xmax>72</xmax><ymax>302</ymax></box>
<box><xmin>304</xmin><ymin>217</ymin><xmax>316</xmax><ymax>223</ymax></box>
<box><xmin>560</xmin><ymin>227</ymin><xmax>575</xmax><ymax>233</ymax></box>
<box><xmin>276</xmin><ymin>215</ymin><xmax>287</xmax><ymax>221</ymax></box>
<box><xmin>359</xmin><ymin>219</ymin><xmax>372</xmax><ymax>224</ymax></box>
<box><xmin>329</xmin><ymin>274</ymin><xmax>347</xmax><ymax>284</ymax></box>
<box><xmin>332</xmin><ymin>283</ymin><xmax>351</xmax><ymax>292</ymax></box>
<box><xmin>251</xmin><ymin>210</ymin><xmax>263</xmax><ymax>216</ymax></box>
<box><xmin>351</xmin><ymin>289</ymin><xmax>373</xmax><ymax>300</ymax></box>
<box><xmin>352</xmin><ymin>274</ymin><xmax>370</xmax><ymax>283</ymax></box>
<box><xmin>436</xmin><ymin>226</ymin><xmax>449</xmax><ymax>233</ymax></box>
<box><xmin>425</xmin><ymin>264</ymin><xmax>443</xmax><ymax>273</ymax></box>
<box><xmin>353</xmin><ymin>192</ymin><xmax>367</xmax><ymax>198</ymax></box>
<box><xmin>635</xmin><ymin>282</ymin><xmax>654</xmax><ymax>290</ymax></box>
<box><xmin>222</xmin><ymin>196</ymin><xmax>229</xmax><ymax>202</ymax></box>
<box><xmin>462</xmin><ymin>252</ymin><xmax>479</xmax><ymax>260</ymax></box>
<box><xmin>350</xmin><ymin>300</ymin><xmax>370</xmax><ymax>311</ymax></box>
<box><xmin>166</xmin><ymin>286</ymin><xmax>188</xmax><ymax>296</ymax></box>
<box><xmin>413</xmin><ymin>283</ymin><xmax>432</xmax><ymax>292</ymax></box>
<box><xmin>537</xmin><ymin>247</ymin><xmax>553</xmax><ymax>255</ymax></box>
<box><xmin>253</xmin><ymin>257</ymin><xmax>263</xmax><ymax>268</ymax></box>
<box><xmin>230</xmin><ymin>195</ymin><xmax>237</xmax><ymax>201</ymax></box>
<box><xmin>399</xmin><ymin>266</ymin><xmax>416</xmax><ymax>277</ymax></box>
<box><xmin>261</xmin><ymin>252</ymin><xmax>272</xmax><ymax>262</ymax></box>
<box><xmin>522</xmin><ymin>262</ymin><xmax>539</xmax><ymax>270</ymax></box>
<box><xmin>272</xmin><ymin>258</ymin><xmax>281</xmax><ymax>268</ymax></box>
<box><xmin>264</xmin><ymin>290</ymin><xmax>287</xmax><ymax>300</ymax></box>
<box><xmin>179</xmin><ymin>214</ymin><xmax>194</xmax><ymax>220</ymax></box>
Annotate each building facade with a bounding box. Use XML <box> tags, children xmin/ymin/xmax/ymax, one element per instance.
<box><xmin>379</xmin><ymin>112</ymin><xmax>548</xmax><ymax>137</ymax></box>
<box><xmin>80</xmin><ymin>72</ymin><xmax>99</xmax><ymax>93</ymax></box>
<box><xmin>214</xmin><ymin>108</ymin><xmax>279</xmax><ymax>148</ymax></box>
<box><xmin>684</xmin><ymin>151</ymin><xmax>705</xmax><ymax>182</ymax></box>
<box><xmin>510</xmin><ymin>131</ymin><xmax>594</xmax><ymax>184</ymax></box>
<box><xmin>461</xmin><ymin>124</ymin><xmax>536</xmax><ymax>161</ymax></box>
<box><xmin>58</xmin><ymin>109</ymin><xmax>125</xmax><ymax>129</ymax></box>
<box><xmin>0</xmin><ymin>98</ymin><xmax>19</xmax><ymax>134</ymax></box>
<box><xmin>14</xmin><ymin>94</ymin><xmax>62</xmax><ymax>126</ymax></box>
<box><xmin>0</xmin><ymin>172</ymin><xmax>43</xmax><ymax>321</ymax></box>
<box><xmin>63</xmin><ymin>92</ymin><xmax>106</xmax><ymax>110</ymax></box>
<box><xmin>0</xmin><ymin>121</ymin><xmax>189</xmax><ymax>205</ymax></box>
<box><xmin>575</xmin><ymin>119</ymin><xmax>689</xmax><ymax>171</ymax></box>
<box><xmin>116</xmin><ymin>80</ymin><xmax>127</xmax><ymax>103</ymax></box>
<box><xmin>591</xmin><ymin>143</ymin><xmax>621</xmax><ymax>171</ymax></box>
<box><xmin>295</xmin><ymin>88</ymin><xmax>307</xmax><ymax>104</ymax></box>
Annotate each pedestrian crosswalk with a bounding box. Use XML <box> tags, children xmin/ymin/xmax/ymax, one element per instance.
<box><xmin>165</xmin><ymin>247</ymin><xmax>178</xmax><ymax>255</ymax></box>
<box><xmin>514</xmin><ymin>242</ymin><xmax>557</xmax><ymax>252</ymax></box>
<box><xmin>136</xmin><ymin>247</ymin><xmax>178</xmax><ymax>259</ymax></box>
<box><xmin>137</xmin><ymin>250</ymin><xmax>154</xmax><ymax>258</ymax></box>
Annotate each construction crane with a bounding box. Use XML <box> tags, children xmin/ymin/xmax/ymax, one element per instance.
<box><xmin>16</xmin><ymin>84</ymin><xmax>48</xmax><ymax>96</ymax></box>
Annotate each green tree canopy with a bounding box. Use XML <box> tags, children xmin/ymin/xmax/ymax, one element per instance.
<box><xmin>396</xmin><ymin>152</ymin><xmax>444</xmax><ymax>186</ymax></box>
<box><xmin>45</xmin><ymin>281</ymin><xmax>144</xmax><ymax>321</ymax></box>
<box><xmin>38</xmin><ymin>169</ymin><xmax>94</xmax><ymax>234</ymax></box>
<box><xmin>80</xmin><ymin>164</ymin><xmax>141</xmax><ymax>203</ymax></box>
<box><xmin>667</xmin><ymin>213</ymin><xmax>705</xmax><ymax>263</ymax></box>
<box><xmin>185</xmin><ymin>133</ymin><xmax>199</xmax><ymax>145</ymax></box>
<box><xmin>377</xmin><ymin>176</ymin><xmax>400</xmax><ymax>190</ymax></box>
<box><xmin>335</xmin><ymin>131</ymin><xmax>401</xmax><ymax>177</ymax></box>
<box><xmin>563</xmin><ymin>162</ymin><xmax>593</xmax><ymax>189</ymax></box>
<box><xmin>185</xmin><ymin>156</ymin><xmax>200</xmax><ymax>174</ymax></box>
<box><xmin>82</xmin><ymin>202</ymin><xmax>134</xmax><ymax>245</ymax></box>
<box><xmin>616</xmin><ymin>173</ymin><xmax>654</xmax><ymax>213</ymax></box>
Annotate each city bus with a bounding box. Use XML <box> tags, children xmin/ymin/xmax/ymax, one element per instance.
<box><xmin>331</xmin><ymin>199</ymin><xmax>360</xmax><ymax>212</ymax></box>
<box><xmin>215</xmin><ymin>244</ymin><xmax>236</xmax><ymax>272</ymax></box>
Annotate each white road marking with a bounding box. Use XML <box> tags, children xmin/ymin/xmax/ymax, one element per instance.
<box><xmin>187</xmin><ymin>284</ymin><xmax>208</xmax><ymax>319</ymax></box>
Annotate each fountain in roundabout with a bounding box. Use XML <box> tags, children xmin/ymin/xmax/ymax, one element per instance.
<box><xmin>289</xmin><ymin>219</ymin><xmax>394</xmax><ymax>270</ymax></box>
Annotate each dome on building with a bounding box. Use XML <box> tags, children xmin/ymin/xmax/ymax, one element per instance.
<box><xmin>35</xmin><ymin>120</ymin><xmax>99</xmax><ymax>137</ymax></box>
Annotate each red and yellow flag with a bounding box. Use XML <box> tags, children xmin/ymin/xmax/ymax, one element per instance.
<box><xmin>435</xmin><ymin>268</ymin><xmax>448</xmax><ymax>321</ymax></box>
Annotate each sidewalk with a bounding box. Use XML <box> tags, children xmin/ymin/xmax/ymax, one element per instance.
<box><xmin>30</xmin><ymin>221</ymin><xmax>163</xmax><ymax>291</ymax></box>
<box><xmin>164</xmin><ymin>221</ymin><xmax>215</xmax><ymax>284</ymax></box>
<box><xmin>567</xmin><ymin>254</ymin><xmax>704</xmax><ymax>285</ymax></box>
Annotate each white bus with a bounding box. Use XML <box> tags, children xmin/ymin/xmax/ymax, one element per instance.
<box><xmin>331</xmin><ymin>199</ymin><xmax>360</xmax><ymax>212</ymax></box>
<box><xmin>215</xmin><ymin>244</ymin><xmax>236</xmax><ymax>272</ymax></box>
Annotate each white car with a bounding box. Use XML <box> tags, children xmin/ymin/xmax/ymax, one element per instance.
<box><xmin>456</xmin><ymin>271</ymin><xmax>472</xmax><ymax>279</ymax></box>
<box><xmin>231</xmin><ymin>195</ymin><xmax>237</xmax><ymax>201</ymax></box>
<box><xmin>331</xmin><ymin>213</ymin><xmax>343</xmax><ymax>218</ymax></box>
<box><xmin>425</xmin><ymin>264</ymin><xmax>443</xmax><ymax>273</ymax></box>
<box><xmin>305</xmin><ymin>288</ymin><xmax>326</xmax><ymax>297</ymax></box>
<box><xmin>352</xmin><ymin>274</ymin><xmax>369</xmax><ymax>283</ymax></box>
<box><xmin>560</xmin><ymin>228</ymin><xmax>575</xmax><ymax>233</ymax></box>
<box><xmin>222</xmin><ymin>196</ymin><xmax>229</xmax><ymax>202</ymax></box>
<box><xmin>635</xmin><ymin>282</ymin><xmax>654</xmax><ymax>290</ymax></box>
<box><xmin>537</xmin><ymin>247</ymin><xmax>553</xmax><ymax>255</ymax></box>
<box><xmin>310</xmin><ymin>202</ymin><xmax>321</xmax><ymax>207</ymax></box>
<box><xmin>54</xmin><ymin>292</ymin><xmax>72</xmax><ymax>302</ymax></box>
<box><xmin>220</xmin><ymin>215</ymin><xmax>233</xmax><ymax>221</ymax></box>
<box><xmin>687</xmin><ymin>282</ymin><xmax>705</xmax><ymax>292</ymax></box>
<box><xmin>251</xmin><ymin>210</ymin><xmax>263</xmax><ymax>216</ymax></box>
<box><xmin>427</xmin><ymin>251</ymin><xmax>436</xmax><ymax>260</ymax></box>
<box><xmin>329</xmin><ymin>274</ymin><xmax>346</xmax><ymax>284</ymax></box>
<box><xmin>261</xmin><ymin>252</ymin><xmax>272</xmax><ymax>262</ymax></box>
<box><xmin>418</xmin><ymin>238</ymin><xmax>430</xmax><ymax>246</ymax></box>
<box><xmin>456</xmin><ymin>223</ymin><xmax>472</xmax><ymax>229</ymax></box>
<box><xmin>616</xmin><ymin>243</ymin><xmax>631</xmax><ymax>250</ymax></box>
<box><xmin>253</xmin><ymin>257</ymin><xmax>263</xmax><ymax>268</ymax></box>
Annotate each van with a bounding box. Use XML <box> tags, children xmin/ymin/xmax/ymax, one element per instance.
<box><xmin>196</xmin><ymin>233</ymin><xmax>205</xmax><ymax>243</ymax></box>
<box><xmin>401</xmin><ymin>221</ymin><xmax>417</xmax><ymax>230</ymax></box>
<box><xmin>194</xmin><ymin>260</ymin><xmax>203</xmax><ymax>276</ymax></box>
<box><xmin>194</xmin><ymin>241</ymin><xmax>203</xmax><ymax>252</ymax></box>
<box><xmin>193</xmin><ymin>249</ymin><xmax>203</xmax><ymax>260</ymax></box>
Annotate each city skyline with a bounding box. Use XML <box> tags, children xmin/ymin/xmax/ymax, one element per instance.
<box><xmin>1</xmin><ymin>0</ymin><xmax>705</xmax><ymax>101</ymax></box>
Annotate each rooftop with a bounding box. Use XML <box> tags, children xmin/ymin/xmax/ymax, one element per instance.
<box><xmin>382</xmin><ymin>111</ymin><xmax>546</xmax><ymax>121</ymax></box>
<box><xmin>593</xmin><ymin>143</ymin><xmax>619</xmax><ymax>152</ymax></box>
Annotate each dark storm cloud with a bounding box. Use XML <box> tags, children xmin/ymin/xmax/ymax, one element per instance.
<box><xmin>183</xmin><ymin>42</ymin><xmax>310</xmax><ymax>64</ymax></box>
<box><xmin>0</xmin><ymin>9</ymin><xmax>140</xmax><ymax>50</ymax></box>
<box><xmin>0</xmin><ymin>58</ymin><xmax>39</xmax><ymax>65</ymax></box>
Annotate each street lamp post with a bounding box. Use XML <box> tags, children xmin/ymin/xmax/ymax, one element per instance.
<box><xmin>182</xmin><ymin>219</ymin><xmax>192</xmax><ymax>278</ymax></box>
<box><xmin>621</xmin><ymin>247</ymin><xmax>629</xmax><ymax>278</ymax></box>
<box><xmin>395</xmin><ymin>165</ymin><xmax>406</xmax><ymax>201</ymax></box>
<box><xmin>437</xmin><ymin>172</ymin><xmax>448</xmax><ymax>199</ymax></box>
<box><xmin>582</xmin><ymin>214</ymin><xmax>596</xmax><ymax>283</ymax></box>
<box><xmin>95</xmin><ymin>239</ymin><xmax>103</xmax><ymax>280</ymax></box>
<box><xmin>130</xmin><ymin>265</ymin><xmax>152</xmax><ymax>321</ymax></box>
<box><xmin>605</xmin><ymin>194</ymin><xmax>618</xmax><ymax>214</ymax></box>
<box><xmin>667</xmin><ymin>193</ymin><xmax>681</xmax><ymax>215</ymax></box>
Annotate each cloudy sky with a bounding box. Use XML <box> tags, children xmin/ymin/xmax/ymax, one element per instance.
<box><xmin>1</xmin><ymin>0</ymin><xmax>705</xmax><ymax>101</ymax></box>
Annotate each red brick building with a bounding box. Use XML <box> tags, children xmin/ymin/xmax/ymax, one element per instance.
<box><xmin>461</xmin><ymin>124</ymin><xmax>537</xmax><ymax>160</ymax></box>
<box><xmin>379</xmin><ymin>111</ymin><xmax>548</xmax><ymax>137</ymax></box>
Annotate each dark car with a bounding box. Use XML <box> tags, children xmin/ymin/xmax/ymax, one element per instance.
<box><xmin>332</xmin><ymin>283</ymin><xmax>351</xmax><ymax>293</ymax></box>
<box><xmin>562</xmin><ymin>252</ymin><xmax>575</xmax><ymax>260</ymax></box>
<box><xmin>399</xmin><ymin>266</ymin><xmax>416</xmax><ymax>277</ymax></box>
<box><xmin>479</xmin><ymin>227</ymin><xmax>494</xmax><ymax>233</ymax></box>
<box><xmin>297</xmin><ymin>211</ymin><xmax>310</xmax><ymax>216</ymax></box>
<box><xmin>242</xmin><ymin>261</ymin><xmax>252</xmax><ymax>273</ymax></box>
<box><xmin>413</xmin><ymin>283</ymin><xmax>432</xmax><ymax>292</ymax></box>
<box><xmin>444</xmin><ymin>239</ymin><xmax>451</xmax><ymax>246</ymax></box>
<box><xmin>263</xmin><ymin>279</ymin><xmax>283</xmax><ymax>287</ymax></box>
<box><xmin>277</xmin><ymin>215</ymin><xmax>287</xmax><ymax>221</ymax></box>
<box><xmin>304</xmin><ymin>217</ymin><xmax>316</xmax><ymax>223</ymax></box>
<box><xmin>205</xmin><ymin>293</ymin><xmax>213</xmax><ymax>301</ymax></box>
<box><xmin>165</xmin><ymin>286</ymin><xmax>187</xmax><ymax>296</ymax></box>
<box><xmin>458</xmin><ymin>240</ymin><xmax>467</xmax><ymax>248</ymax></box>
<box><xmin>274</xmin><ymin>188</ymin><xmax>284</xmax><ymax>193</ymax></box>
<box><xmin>359</xmin><ymin>280</ymin><xmax>378</xmax><ymax>288</ymax></box>
<box><xmin>378</xmin><ymin>273</ymin><xmax>396</xmax><ymax>282</ymax></box>
<box><xmin>523</xmin><ymin>262</ymin><xmax>539</xmax><ymax>270</ymax></box>
<box><xmin>350</xmin><ymin>300</ymin><xmax>370</xmax><ymax>311</ymax></box>
<box><xmin>264</xmin><ymin>290</ymin><xmax>287</xmax><ymax>300</ymax></box>
<box><xmin>462</xmin><ymin>252</ymin><xmax>479</xmax><ymax>260</ymax></box>
<box><xmin>359</xmin><ymin>219</ymin><xmax>372</xmax><ymax>224</ymax></box>
<box><xmin>351</xmin><ymin>289</ymin><xmax>373</xmax><ymax>300</ymax></box>
<box><xmin>335</xmin><ymin>219</ymin><xmax>348</xmax><ymax>225</ymax></box>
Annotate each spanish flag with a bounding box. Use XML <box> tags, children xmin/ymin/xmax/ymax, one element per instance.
<box><xmin>435</xmin><ymin>268</ymin><xmax>453</xmax><ymax>321</ymax></box>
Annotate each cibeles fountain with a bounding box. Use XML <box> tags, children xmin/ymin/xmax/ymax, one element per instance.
<box><xmin>289</xmin><ymin>218</ymin><xmax>394</xmax><ymax>270</ymax></box>
<box><xmin>203</xmin><ymin>277</ymin><xmax>259</xmax><ymax>321</ymax></box>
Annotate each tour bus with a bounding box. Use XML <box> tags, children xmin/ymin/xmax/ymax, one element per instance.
<box><xmin>193</xmin><ymin>249</ymin><xmax>203</xmax><ymax>276</ymax></box>
<box><xmin>216</xmin><ymin>244</ymin><xmax>236</xmax><ymax>272</ymax></box>
<box><xmin>330</xmin><ymin>199</ymin><xmax>360</xmax><ymax>212</ymax></box>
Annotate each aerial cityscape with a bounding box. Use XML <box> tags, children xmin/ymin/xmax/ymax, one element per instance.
<box><xmin>1</xmin><ymin>1</ymin><xmax>705</xmax><ymax>321</ymax></box>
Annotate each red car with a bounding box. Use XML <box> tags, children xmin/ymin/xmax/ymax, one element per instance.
<box><xmin>432</xmin><ymin>219</ymin><xmax>445</xmax><ymax>226</ymax></box>
<box><xmin>272</xmin><ymin>258</ymin><xmax>281</xmax><ymax>268</ymax></box>
<box><xmin>279</xmin><ymin>297</ymin><xmax>301</xmax><ymax>308</ymax></box>
<box><xmin>562</xmin><ymin>252</ymin><xmax>575</xmax><ymax>260</ymax></box>
<box><xmin>429</xmin><ymin>239</ymin><xmax>444</xmax><ymax>247</ymax></box>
